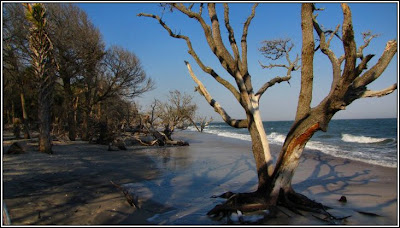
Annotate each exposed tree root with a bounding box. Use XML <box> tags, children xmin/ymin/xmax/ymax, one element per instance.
<box><xmin>207</xmin><ymin>191</ymin><xmax>270</xmax><ymax>219</ymax></box>
<box><xmin>277</xmin><ymin>188</ymin><xmax>330</xmax><ymax>216</ymax></box>
<box><xmin>207</xmin><ymin>188</ymin><xmax>349</xmax><ymax>225</ymax></box>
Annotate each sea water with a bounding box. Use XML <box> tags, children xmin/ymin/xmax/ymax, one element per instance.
<box><xmin>190</xmin><ymin>118</ymin><xmax>398</xmax><ymax>168</ymax></box>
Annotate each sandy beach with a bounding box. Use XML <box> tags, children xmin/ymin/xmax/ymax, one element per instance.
<box><xmin>2</xmin><ymin>130</ymin><xmax>398</xmax><ymax>225</ymax></box>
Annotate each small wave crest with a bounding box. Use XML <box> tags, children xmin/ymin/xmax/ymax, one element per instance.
<box><xmin>206</xmin><ymin>129</ymin><xmax>251</xmax><ymax>142</ymax></box>
<box><xmin>202</xmin><ymin>128</ymin><xmax>287</xmax><ymax>145</ymax></box>
<box><xmin>306</xmin><ymin>140</ymin><xmax>397</xmax><ymax>168</ymax></box>
<box><xmin>267</xmin><ymin>132</ymin><xmax>286</xmax><ymax>144</ymax></box>
<box><xmin>341</xmin><ymin>134</ymin><xmax>387</xmax><ymax>144</ymax></box>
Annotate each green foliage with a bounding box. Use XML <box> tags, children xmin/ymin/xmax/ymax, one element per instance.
<box><xmin>23</xmin><ymin>3</ymin><xmax>47</xmax><ymax>29</ymax></box>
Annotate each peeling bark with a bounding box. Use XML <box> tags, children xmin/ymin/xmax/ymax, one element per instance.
<box><xmin>271</xmin><ymin>122</ymin><xmax>320</xmax><ymax>196</ymax></box>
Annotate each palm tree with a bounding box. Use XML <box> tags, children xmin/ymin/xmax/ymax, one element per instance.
<box><xmin>23</xmin><ymin>3</ymin><xmax>56</xmax><ymax>153</ymax></box>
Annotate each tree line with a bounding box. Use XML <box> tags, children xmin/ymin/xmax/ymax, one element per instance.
<box><xmin>3</xmin><ymin>3</ymin><xmax>210</xmax><ymax>153</ymax></box>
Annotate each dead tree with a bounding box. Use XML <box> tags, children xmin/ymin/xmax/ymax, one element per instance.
<box><xmin>139</xmin><ymin>3</ymin><xmax>397</xmax><ymax>219</ymax></box>
<box><xmin>137</xmin><ymin>114</ymin><xmax>189</xmax><ymax>147</ymax></box>
<box><xmin>190</xmin><ymin>116</ymin><xmax>213</xmax><ymax>132</ymax></box>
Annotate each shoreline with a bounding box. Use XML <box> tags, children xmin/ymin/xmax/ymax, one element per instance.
<box><xmin>2</xmin><ymin>130</ymin><xmax>398</xmax><ymax>225</ymax></box>
<box><xmin>121</xmin><ymin>130</ymin><xmax>398</xmax><ymax>225</ymax></box>
<box><xmin>188</xmin><ymin>123</ymin><xmax>397</xmax><ymax>169</ymax></box>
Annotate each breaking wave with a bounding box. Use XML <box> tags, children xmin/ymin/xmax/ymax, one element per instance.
<box><xmin>341</xmin><ymin>134</ymin><xmax>387</xmax><ymax>144</ymax></box>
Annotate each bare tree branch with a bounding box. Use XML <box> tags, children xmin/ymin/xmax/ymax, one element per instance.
<box><xmin>296</xmin><ymin>3</ymin><xmax>315</xmax><ymax>121</ymax></box>
<box><xmin>259</xmin><ymin>39</ymin><xmax>293</xmax><ymax>61</ymax></box>
<box><xmin>312</xmin><ymin>4</ymin><xmax>397</xmax><ymax>114</ymax></box>
<box><xmin>185</xmin><ymin>61</ymin><xmax>248</xmax><ymax>128</ymax></box>
<box><xmin>208</xmin><ymin>3</ymin><xmax>236</xmax><ymax>73</ymax></box>
<box><xmin>327</xmin><ymin>24</ymin><xmax>341</xmax><ymax>46</ymax></box>
<box><xmin>340</xmin><ymin>3</ymin><xmax>357</xmax><ymax>84</ymax></box>
<box><xmin>257</xmin><ymin>39</ymin><xmax>300</xmax><ymax>101</ymax></box>
<box><xmin>312</xmin><ymin>15</ymin><xmax>341</xmax><ymax>89</ymax></box>
<box><xmin>255</xmin><ymin>75</ymin><xmax>292</xmax><ymax>101</ymax></box>
<box><xmin>164</xmin><ymin>3</ymin><xmax>235</xmax><ymax>76</ymax></box>
<box><xmin>355</xmin><ymin>54</ymin><xmax>374</xmax><ymax>76</ymax></box>
<box><xmin>357</xmin><ymin>31</ymin><xmax>379</xmax><ymax>57</ymax></box>
<box><xmin>259</xmin><ymin>62</ymin><xmax>287</xmax><ymax>69</ymax></box>
<box><xmin>137</xmin><ymin>12</ymin><xmax>241</xmax><ymax>102</ymax></box>
<box><xmin>198</xmin><ymin>3</ymin><xmax>203</xmax><ymax>15</ymax></box>
<box><xmin>354</xmin><ymin>40</ymin><xmax>397</xmax><ymax>88</ymax></box>
<box><xmin>361</xmin><ymin>83</ymin><xmax>397</xmax><ymax>98</ymax></box>
<box><xmin>240</xmin><ymin>3</ymin><xmax>258</xmax><ymax>74</ymax></box>
<box><xmin>188</xmin><ymin>3</ymin><xmax>194</xmax><ymax>11</ymax></box>
<box><xmin>170</xmin><ymin>4</ymin><xmax>217</xmax><ymax>60</ymax></box>
<box><xmin>223</xmin><ymin>3</ymin><xmax>240</xmax><ymax>62</ymax></box>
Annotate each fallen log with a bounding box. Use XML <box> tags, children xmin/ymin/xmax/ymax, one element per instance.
<box><xmin>139</xmin><ymin>121</ymin><xmax>189</xmax><ymax>146</ymax></box>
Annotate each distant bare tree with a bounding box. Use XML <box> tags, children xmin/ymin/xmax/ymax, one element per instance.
<box><xmin>81</xmin><ymin>45</ymin><xmax>154</xmax><ymax>142</ymax></box>
<box><xmin>197</xmin><ymin>116</ymin><xmax>213</xmax><ymax>132</ymax></box>
<box><xmin>101</xmin><ymin>45</ymin><xmax>154</xmax><ymax>99</ymax></box>
<box><xmin>156</xmin><ymin>90</ymin><xmax>197</xmax><ymax>138</ymax></box>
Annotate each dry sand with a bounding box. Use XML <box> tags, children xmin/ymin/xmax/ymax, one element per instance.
<box><xmin>2</xmin><ymin>130</ymin><xmax>398</xmax><ymax>225</ymax></box>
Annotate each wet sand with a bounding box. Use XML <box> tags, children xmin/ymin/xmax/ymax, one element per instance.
<box><xmin>2</xmin><ymin>130</ymin><xmax>398</xmax><ymax>225</ymax></box>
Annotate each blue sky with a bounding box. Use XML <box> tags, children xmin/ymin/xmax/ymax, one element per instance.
<box><xmin>77</xmin><ymin>2</ymin><xmax>398</xmax><ymax>121</ymax></box>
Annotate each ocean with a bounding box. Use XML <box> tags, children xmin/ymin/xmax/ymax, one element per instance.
<box><xmin>189</xmin><ymin>118</ymin><xmax>398</xmax><ymax>168</ymax></box>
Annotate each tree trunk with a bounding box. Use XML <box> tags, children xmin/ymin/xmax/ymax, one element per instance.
<box><xmin>24</xmin><ymin>3</ymin><xmax>55</xmax><ymax>154</ymax></box>
<box><xmin>81</xmin><ymin>100</ymin><xmax>92</xmax><ymax>141</ymax></box>
<box><xmin>188</xmin><ymin>116</ymin><xmax>201</xmax><ymax>132</ymax></box>
<box><xmin>247</xmin><ymin>102</ymin><xmax>274</xmax><ymax>193</ymax></box>
<box><xmin>208</xmin><ymin>117</ymin><xmax>325</xmax><ymax>216</ymax></box>
<box><xmin>81</xmin><ymin>114</ymin><xmax>88</xmax><ymax>141</ymax></box>
<box><xmin>38</xmin><ymin>84</ymin><xmax>53</xmax><ymax>154</ymax></box>
<box><xmin>73</xmin><ymin>96</ymin><xmax>79</xmax><ymax>127</ymax></box>
<box><xmin>11</xmin><ymin>101</ymin><xmax>15</xmax><ymax>126</ymax></box>
<box><xmin>63</xmin><ymin>77</ymin><xmax>76</xmax><ymax>141</ymax></box>
<box><xmin>270</xmin><ymin>119</ymin><xmax>320</xmax><ymax>198</ymax></box>
<box><xmin>20</xmin><ymin>92</ymin><xmax>31</xmax><ymax>139</ymax></box>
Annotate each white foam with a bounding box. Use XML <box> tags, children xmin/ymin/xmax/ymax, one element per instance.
<box><xmin>207</xmin><ymin>129</ymin><xmax>251</xmax><ymax>142</ymax></box>
<box><xmin>204</xmin><ymin>128</ymin><xmax>288</xmax><ymax>146</ymax></box>
<box><xmin>189</xmin><ymin>127</ymin><xmax>397</xmax><ymax>168</ymax></box>
<box><xmin>267</xmin><ymin>132</ymin><xmax>286</xmax><ymax>144</ymax></box>
<box><xmin>341</xmin><ymin>133</ymin><xmax>387</xmax><ymax>144</ymax></box>
<box><xmin>306</xmin><ymin>140</ymin><xmax>397</xmax><ymax>168</ymax></box>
